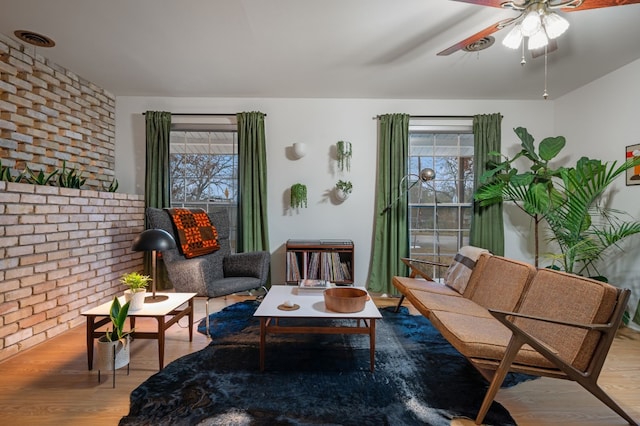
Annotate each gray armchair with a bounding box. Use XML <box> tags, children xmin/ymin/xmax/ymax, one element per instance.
<box><xmin>146</xmin><ymin>207</ymin><xmax>270</xmax><ymax>336</ymax></box>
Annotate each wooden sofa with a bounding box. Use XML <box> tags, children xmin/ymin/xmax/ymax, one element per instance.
<box><xmin>393</xmin><ymin>253</ymin><xmax>636</xmax><ymax>426</ymax></box>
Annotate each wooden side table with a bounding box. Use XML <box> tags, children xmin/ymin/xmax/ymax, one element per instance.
<box><xmin>81</xmin><ymin>292</ymin><xmax>196</xmax><ymax>371</ymax></box>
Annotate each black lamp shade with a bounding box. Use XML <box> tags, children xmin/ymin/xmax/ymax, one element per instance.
<box><xmin>132</xmin><ymin>229</ymin><xmax>176</xmax><ymax>252</ymax></box>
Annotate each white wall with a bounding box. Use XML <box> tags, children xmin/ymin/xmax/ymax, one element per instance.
<box><xmin>115</xmin><ymin>97</ymin><xmax>554</xmax><ymax>287</ymax></box>
<box><xmin>555</xmin><ymin>58</ymin><xmax>640</xmax><ymax>328</ymax></box>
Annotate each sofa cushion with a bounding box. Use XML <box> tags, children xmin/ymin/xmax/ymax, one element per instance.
<box><xmin>429</xmin><ymin>310</ymin><xmax>554</xmax><ymax>369</ymax></box>
<box><xmin>411</xmin><ymin>291</ymin><xmax>494</xmax><ymax>319</ymax></box>
<box><xmin>392</xmin><ymin>276</ymin><xmax>461</xmax><ymax>297</ymax></box>
<box><xmin>468</xmin><ymin>256</ymin><xmax>536</xmax><ymax>312</ymax></box>
<box><xmin>513</xmin><ymin>269</ymin><xmax>618</xmax><ymax>372</ymax></box>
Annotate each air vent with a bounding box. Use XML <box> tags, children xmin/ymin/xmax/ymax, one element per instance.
<box><xmin>14</xmin><ymin>30</ymin><xmax>56</xmax><ymax>48</ymax></box>
<box><xmin>463</xmin><ymin>36</ymin><xmax>494</xmax><ymax>52</ymax></box>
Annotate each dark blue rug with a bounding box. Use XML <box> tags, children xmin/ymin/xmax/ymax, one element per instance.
<box><xmin>120</xmin><ymin>301</ymin><xmax>534</xmax><ymax>425</ymax></box>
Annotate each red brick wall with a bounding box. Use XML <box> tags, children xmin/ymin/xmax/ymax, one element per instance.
<box><xmin>0</xmin><ymin>182</ymin><xmax>145</xmax><ymax>361</ymax></box>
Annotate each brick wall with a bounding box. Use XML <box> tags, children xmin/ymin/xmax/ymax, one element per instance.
<box><xmin>0</xmin><ymin>181</ymin><xmax>145</xmax><ymax>361</ymax></box>
<box><xmin>0</xmin><ymin>33</ymin><xmax>115</xmax><ymax>191</ymax></box>
<box><xmin>0</xmin><ymin>33</ymin><xmax>142</xmax><ymax>362</ymax></box>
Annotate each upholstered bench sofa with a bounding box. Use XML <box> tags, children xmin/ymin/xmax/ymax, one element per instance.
<box><xmin>392</xmin><ymin>253</ymin><xmax>636</xmax><ymax>425</ymax></box>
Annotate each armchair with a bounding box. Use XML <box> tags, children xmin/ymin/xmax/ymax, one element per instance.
<box><xmin>146</xmin><ymin>207</ymin><xmax>270</xmax><ymax>337</ymax></box>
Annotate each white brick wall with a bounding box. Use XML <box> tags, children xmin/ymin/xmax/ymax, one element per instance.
<box><xmin>0</xmin><ymin>33</ymin><xmax>116</xmax><ymax>191</ymax></box>
<box><xmin>0</xmin><ymin>181</ymin><xmax>145</xmax><ymax>362</ymax></box>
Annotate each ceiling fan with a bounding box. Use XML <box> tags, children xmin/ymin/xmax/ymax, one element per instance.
<box><xmin>438</xmin><ymin>0</ymin><xmax>640</xmax><ymax>57</ymax></box>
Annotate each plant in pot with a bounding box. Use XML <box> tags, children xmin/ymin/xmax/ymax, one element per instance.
<box><xmin>120</xmin><ymin>271</ymin><xmax>151</xmax><ymax>311</ymax></box>
<box><xmin>475</xmin><ymin>127</ymin><xmax>640</xmax><ymax>278</ymax></box>
<box><xmin>335</xmin><ymin>180</ymin><xmax>352</xmax><ymax>201</ymax></box>
<box><xmin>96</xmin><ymin>297</ymin><xmax>132</xmax><ymax>380</ymax></box>
<box><xmin>290</xmin><ymin>183</ymin><xmax>308</xmax><ymax>208</ymax></box>
<box><xmin>336</xmin><ymin>141</ymin><xmax>352</xmax><ymax>172</ymax></box>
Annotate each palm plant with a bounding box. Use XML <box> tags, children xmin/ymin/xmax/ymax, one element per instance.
<box><xmin>475</xmin><ymin>127</ymin><xmax>640</xmax><ymax>276</ymax></box>
<box><xmin>545</xmin><ymin>157</ymin><xmax>640</xmax><ymax>278</ymax></box>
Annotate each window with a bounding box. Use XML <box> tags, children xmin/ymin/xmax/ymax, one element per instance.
<box><xmin>408</xmin><ymin>121</ymin><xmax>474</xmax><ymax>279</ymax></box>
<box><xmin>169</xmin><ymin>117</ymin><xmax>238</xmax><ymax>250</ymax></box>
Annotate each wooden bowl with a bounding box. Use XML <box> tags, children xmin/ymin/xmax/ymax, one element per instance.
<box><xmin>324</xmin><ymin>287</ymin><xmax>367</xmax><ymax>313</ymax></box>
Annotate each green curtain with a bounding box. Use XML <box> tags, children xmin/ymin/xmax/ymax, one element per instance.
<box><xmin>470</xmin><ymin>113</ymin><xmax>504</xmax><ymax>255</ymax></box>
<box><xmin>368</xmin><ymin>113</ymin><xmax>410</xmax><ymax>295</ymax></box>
<box><xmin>144</xmin><ymin>111</ymin><xmax>172</xmax><ymax>288</ymax></box>
<box><xmin>236</xmin><ymin>111</ymin><xmax>270</xmax><ymax>253</ymax></box>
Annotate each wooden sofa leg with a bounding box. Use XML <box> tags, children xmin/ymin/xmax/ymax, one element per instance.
<box><xmin>475</xmin><ymin>335</ymin><xmax>526</xmax><ymax>425</ymax></box>
<box><xmin>394</xmin><ymin>295</ymin><xmax>405</xmax><ymax>313</ymax></box>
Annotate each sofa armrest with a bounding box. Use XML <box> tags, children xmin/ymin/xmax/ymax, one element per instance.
<box><xmin>223</xmin><ymin>251</ymin><xmax>270</xmax><ymax>283</ymax></box>
<box><xmin>401</xmin><ymin>257</ymin><xmax>449</xmax><ymax>280</ymax></box>
<box><xmin>489</xmin><ymin>309</ymin><xmax>613</xmax><ymax>331</ymax></box>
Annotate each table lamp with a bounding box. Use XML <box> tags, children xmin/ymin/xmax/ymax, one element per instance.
<box><xmin>132</xmin><ymin>229</ymin><xmax>176</xmax><ymax>303</ymax></box>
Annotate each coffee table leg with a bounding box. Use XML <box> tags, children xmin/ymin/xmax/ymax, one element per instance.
<box><xmin>260</xmin><ymin>317</ymin><xmax>267</xmax><ymax>371</ymax></box>
<box><xmin>369</xmin><ymin>319</ymin><xmax>376</xmax><ymax>372</ymax></box>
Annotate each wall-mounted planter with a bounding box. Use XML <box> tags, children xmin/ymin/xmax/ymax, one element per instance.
<box><xmin>290</xmin><ymin>183</ymin><xmax>308</xmax><ymax>208</ymax></box>
<box><xmin>336</xmin><ymin>141</ymin><xmax>352</xmax><ymax>172</ymax></box>
<box><xmin>334</xmin><ymin>180</ymin><xmax>352</xmax><ymax>202</ymax></box>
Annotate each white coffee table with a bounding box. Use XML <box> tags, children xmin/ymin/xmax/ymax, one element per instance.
<box><xmin>253</xmin><ymin>285</ymin><xmax>382</xmax><ymax>371</ymax></box>
<box><xmin>81</xmin><ymin>292</ymin><xmax>196</xmax><ymax>371</ymax></box>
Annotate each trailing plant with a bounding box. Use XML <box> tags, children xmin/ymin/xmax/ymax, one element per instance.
<box><xmin>57</xmin><ymin>160</ymin><xmax>86</xmax><ymax>189</ymax></box>
<box><xmin>104</xmin><ymin>297</ymin><xmax>133</xmax><ymax>342</ymax></box>
<box><xmin>120</xmin><ymin>271</ymin><xmax>151</xmax><ymax>292</ymax></box>
<box><xmin>24</xmin><ymin>165</ymin><xmax>58</xmax><ymax>186</ymax></box>
<box><xmin>335</xmin><ymin>180</ymin><xmax>353</xmax><ymax>195</ymax></box>
<box><xmin>0</xmin><ymin>160</ymin><xmax>25</xmax><ymax>183</ymax></box>
<box><xmin>336</xmin><ymin>140</ymin><xmax>352</xmax><ymax>172</ymax></box>
<box><xmin>475</xmin><ymin>127</ymin><xmax>640</xmax><ymax>276</ymax></box>
<box><xmin>290</xmin><ymin>183</ymin><xmax>308</xmax><ymax>208</ymax></box>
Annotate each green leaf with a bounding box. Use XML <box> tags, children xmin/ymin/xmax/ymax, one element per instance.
<box><xmin>514</xmin><ymin>127</ymin><xmax>539</xmax><ymax>162</ymax></box>
<box><xmin>539</xmin><ymin>136</ymin><xmax>566</xmax><ymax>161</ymax></box>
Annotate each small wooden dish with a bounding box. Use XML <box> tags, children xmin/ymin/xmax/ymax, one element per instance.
<box><xmin>277</xmin><ymin>303</ymin><xmax>300</xmax><ymax>311</ymax></box>
<box><xmin>324</xmin><ymin>287</ymin><xmax>367</xmax><ymax>313</ymax></box>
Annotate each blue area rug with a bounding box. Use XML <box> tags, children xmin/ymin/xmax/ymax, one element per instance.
<box><xmin>120</xmin><ymin>301</ymin><xmax>533</xmax><ymax>425</ymax></box>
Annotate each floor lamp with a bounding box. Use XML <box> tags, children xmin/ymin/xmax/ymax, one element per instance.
<box><xmin>132</xmin><ymin>229</ymin><xmax>176</xmax><ymax>303</ymax></box>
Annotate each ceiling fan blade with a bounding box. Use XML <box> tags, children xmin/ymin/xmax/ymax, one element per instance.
<box><xmin>437</xmin><ymin>19</ymin><xmax>510</xmax><ymax>56</ymax></box>
<box><xmin>449</xmin><ymin>0</ymin><xmax>508</xmax><ymax>7</ymax></box>
<box><xmin>530</xmin><ymin>38</ymin><xmax>558</xmax><ymax>58</ymax></box>
<box><xmin>561</xmin><ymin>0</ymin><xmax>640</xmax><ymax>11</ymax></box>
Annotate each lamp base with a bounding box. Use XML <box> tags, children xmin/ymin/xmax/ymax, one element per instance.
<box><xmin>145</xmin><ymin>295</ymin><xmax>169</xmax><ymax>303</ymax></box>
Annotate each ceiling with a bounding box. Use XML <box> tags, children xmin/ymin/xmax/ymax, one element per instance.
<box><xmin>1</xmin><ymin>0</ymin><xmax>639</xmax><ymax>100</ymax></box>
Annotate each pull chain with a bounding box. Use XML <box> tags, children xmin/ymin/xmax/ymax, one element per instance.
<box><xmin>543</xmin><ymin>45</ymin><xmax>549</xmax><ymax>99</ymax></box>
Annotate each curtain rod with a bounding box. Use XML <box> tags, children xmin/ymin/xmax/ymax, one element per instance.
<box><xmin>373</xmin><ymin>115</ymin><xmax>473</xmax><ymax>120</ymax></box>
<box><xmin>142</xmin><ymin>112</ymin><xmax>267</xmax><ymax>117</ymax></box>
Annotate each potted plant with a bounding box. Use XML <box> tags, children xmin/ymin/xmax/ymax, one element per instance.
<box><xmin>335</xmin><ymin>180</ymin><xmax>352</xmax><ymax>201</ymax></box>
<box><xmin>120</xmin><ymin>271</ymin><xmax>151</xmax><ymax>311</ymax></box>
<box><xmin>290</xmin><ymin>183</ymin><xmax>308</xmax><ymax>208</ymax></box>
<box><xmin>95</xmin><ymin>297</ymin><xmax>132</xmax><ymax>378</ymax></box>
<box><xmin>475</xmin><ymin>127</ymin><xmax>640</xmax><ymax>277</ymax></box>
<box><xmin>336</xmin><ymin>141</ymin><xmax>352</xmax><ymax>172</ymax></box>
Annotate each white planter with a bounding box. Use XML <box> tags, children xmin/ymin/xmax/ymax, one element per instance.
<box><xmin>335</xmin><ymin>188</ymin><xmax>349</xmax><ymax>202</ymax></box>
<box><xmin>96</xmin><ymin>336</ymin><xmax>130</xmax><ymax>371</ymax></box>
<box><xmin>124</xmin><ymin>289</ymin><xmax>146</xmax><ymax>311</ymax></box>
<box><xmin>293</xmin><ymin>142</ymin><xmax>306</xmax><ymax>158</ymax></box>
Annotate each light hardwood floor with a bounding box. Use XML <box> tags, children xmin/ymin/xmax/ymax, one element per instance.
<box><xmin>0</xmin><ymin>295</ymin><xmax>638</xmax><ymax>426</ymax></box>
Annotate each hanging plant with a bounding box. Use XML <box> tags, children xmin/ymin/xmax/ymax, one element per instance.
<box><xmin>336</xmin><ymin>141</ymin><xmax>352</xmax><ymax>172</ymax></box>
<box><xmin>290</xmin><ymin>183</ymin><xmax>308</xmax><ymax>208</ymax></box>
<box><xmin>335</xmin><ymin>180</ymin><xmax>352</xmax><ymax>195</ymax></box>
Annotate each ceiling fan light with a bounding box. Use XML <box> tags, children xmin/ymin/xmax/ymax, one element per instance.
<box><xmin>528</xmin><ymin>29</ymin><xmax>548</xmax><ymax>50</ymax></box>
<box><xmin>543</xmin><ymin>12</ymin><xmax>569</xmax><ymax>39</ymax></box>
<box><xmin>521</xmin><ymin>10</ymin><xmax>542</xmax><ymax>37</ymax></box>
<box><xmin>502</xmin><ymin>24</ymin><xmax>523</xmax><ymax>49</ymax></box>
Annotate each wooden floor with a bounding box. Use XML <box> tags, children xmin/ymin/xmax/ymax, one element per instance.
<box><xmin>0</xmin><ymin>295</ymin><xmax>638</xmax><ymax>426</ymax></box>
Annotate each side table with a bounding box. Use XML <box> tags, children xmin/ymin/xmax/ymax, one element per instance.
<box><xmin>81</xmin><ymin>292</ymin><xmax>196</xmax><ymax>371</ymax></box>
